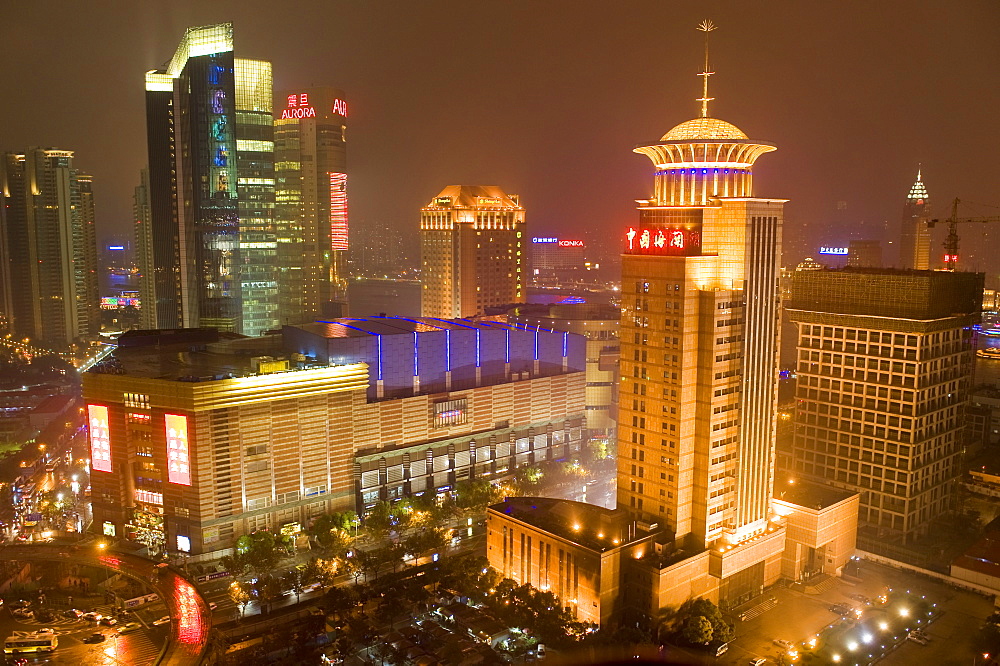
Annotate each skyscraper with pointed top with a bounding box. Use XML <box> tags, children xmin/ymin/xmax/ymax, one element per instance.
<box><xmin>899</xmin><ymin>168</ymin><xmax>931</xmax><ymax>270</ymax></box>
<box><xmin>484</xmin><ymin>23</ymin><xmax>858</xmax><ymax>627</ymax></box>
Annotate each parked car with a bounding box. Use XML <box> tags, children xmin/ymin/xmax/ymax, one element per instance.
<box><xmin>84</xmin><ymin>632</ymin><xmax>106</xmax><ymax>644</ymax></box>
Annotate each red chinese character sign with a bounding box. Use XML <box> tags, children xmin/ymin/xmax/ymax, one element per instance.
<box><xmin>165</xmin><ymin>414</ymin><xmax>192</xmax><ymax>486</ymax></box>
<box><xmin>624</xmin><ymin>227</ymin><xmax>701</xmax><ymax>256</ymax></box>
<box><xmin>281</xmin><ymin>92</ymin><xmax>316</xmax><ymax>119</ymax></box>
<box><xmin>88</xmin><ymin>404</ymin><xmax>112</xmax><ymax>473</ymax></box>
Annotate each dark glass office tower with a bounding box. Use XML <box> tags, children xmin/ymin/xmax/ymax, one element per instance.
<box><xmin>143</xmin><ymin>23</ymin><xmax>277</xmax><ymax>335</ymax></box>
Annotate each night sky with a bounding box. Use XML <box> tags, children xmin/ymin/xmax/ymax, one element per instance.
<box><xmin>4</xmin><ymin>1</ymin><xmax>999</xmax><ymax>273</ymax></box>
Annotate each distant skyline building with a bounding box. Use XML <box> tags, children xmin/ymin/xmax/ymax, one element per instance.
<box><xmin>0</xmin><ymin>148</ymin><xmax>99</xmax><ymax>347</ymax></box>
<box><xmin>899</xmin><ymin>168</ymin><xmax>931</xmax><ymax>270</ymax></box>
<box><xmin>846</xmin><ymin>239</ymin><xmax>882</xmax><ymax>268</ymax></box>
<box><xmin>143</xmin><ymin>23</ymin><xmax>278</xmax><ymax>336</ymax></box>
<box><xmin>274</xmin><ymin>86</ymin><xmax>350</xmax><ymax>322</ymax></box>
<box><xmin>786</xmin><ymin>267</ymin><xmax>982</xmax><ymax>544</ymax></box>
<box><xmin>530</xmin><ymin>237</ymin><xmax>586</xmax><ymax>280</ymax></box>
<box><xmin>420</xmin><ymin>186</ymin><xmax>525</xmax><ymax>319</ymax></box>
<box><xmin>134</xmin><ymin>168</ymin><xmax>156</xmax><ymax>331</ymax></box>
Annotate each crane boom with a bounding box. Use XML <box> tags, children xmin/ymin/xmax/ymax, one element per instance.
<box><xmin>927</xmin><ymin>198</ymin><xmax>1000</xmax><ymax>270</ymax></box>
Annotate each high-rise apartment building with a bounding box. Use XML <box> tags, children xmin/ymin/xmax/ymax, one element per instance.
<box><xmin>0</xmin><ymin>148</ymin><xmax>99</xmax><ymax>348</ymax></box>
<box><xmin>143</xmin><ymin>23</ymin><xmax>278</xmax><ymax>336</ymax></box>
<box><xmin>786</xmin><ymin>268</ymin><xmax>982</xmax><ymax>543</ymax></box>
<box><xmin>420</xmin><ymin>186</ymin><xmax>525</xmax><ymax>318</ymax></box>
<box><xmin>273</xmin><ymin>87</ymin><xmax>349</xmax><ymax>322</ymax></box>
<box><xmin>899</xmin><ymin>169</ymin><xmax>931</xmax><ymax>270</ymax></box>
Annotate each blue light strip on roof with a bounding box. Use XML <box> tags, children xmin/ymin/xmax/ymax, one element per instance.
<box><xmin>446</xmin><ymin>329</ymin><xmax>451</xmax><ymax>372</ymax></box>
<box><xmin>376</xmin><ymin>334</ymin><xmax>383</xmax><ymax>381</ymax></box>
<box><xmin>476</xmin><ymin>329</ymin><xmax>481</xmax><ymax>367</ymax></box>
<box><xmin>563</xmin><ymin>331</ymin><xmax>568</xmax><ymax>357</ymax></box>
<box><xmin>413</xmin><ymin>332</ymin><xmax>419</xmax><ymax>377</ymax></box>
<box><xmin>534</xmin><ymin>329</ymin><xmax>539</xmax><ymax>360</ymax></box>
<box><xmin>505</xmin><ymin>329</ymin><xmax>510</xmax><ymax>363</ymax></box>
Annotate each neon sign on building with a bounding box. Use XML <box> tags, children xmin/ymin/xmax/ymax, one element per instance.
<box><xmin>165</xmin><ymin>414</ymin><xmax>192</xmax><ymax>486</ymax></box>
<box><xmin>329</xmin><ymin>173</ymin><xmax>349</xmax><ymax>251</ymax></box>
<box><xmin>281</xmin><ymin>93</ymin><xmax>316</xmax><ymax>120</ymax></box>
<box><xmin>558</xmin><ymin>239</ymin><xmax>584</xmax><ymax>247</ymax></box>
<box><xmin>818</xmin><ymin>246</ymin><xmax>848</xmax><ymax>255</ymax></box>
<box><xmin>332</xmin><ymin>98</ymin><xmax>348</xmax><ymax>116</ymax></box>
<box><xmin>624</xmin><ymin>227</ymin><xmax>701</xmax><ymax>256</ymax></box>
<box><xmin>88</xmin><ymin>404</ymin><xmax>112</xmax><ymax>473</ymax></box>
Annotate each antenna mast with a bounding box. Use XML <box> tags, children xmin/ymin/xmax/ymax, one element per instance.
<box><xmin>696</xmin><ymin>19</ymin><xmax>717</xmax><ymax>118</ymax></box>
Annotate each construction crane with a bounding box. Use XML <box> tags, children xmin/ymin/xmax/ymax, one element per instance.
<box><xmin>927</xmin><ymin>198</ymin><xmax>1000</xmax><ymax>270</ymax></box>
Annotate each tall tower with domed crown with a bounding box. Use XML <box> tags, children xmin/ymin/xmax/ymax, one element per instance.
<box><xmin>617</xmin><ymin>21</ymin><xmax>787</xmax><ymax>580</ymax></box>
<box><xmin>899</xmin><ymin>168</ymin><xmax>931</xmax><ymax>269</ymax></box>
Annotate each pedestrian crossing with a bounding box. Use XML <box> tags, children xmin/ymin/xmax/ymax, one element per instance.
<box><xmin>737</xmin><ymin>596</ymin><xmax>778</xmax><ymax>622</ymax></box>
<box><xmin>116</xmin><ymin>631</ymin><xmax>162</xmax><ymax>665</ymax></box>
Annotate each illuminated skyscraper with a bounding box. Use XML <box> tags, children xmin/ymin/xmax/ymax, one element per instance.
<box><xmin>899</xmin><ymin>168</ymin><xmax>931</xmax><ymax>270</ymax></box>
<box><xmin>420</xmin><ymin>186</ymin><xmax>525</xmax><ymax>318</ymax></box>
<box><xmin>0</xmin><ymin>148</ymin><xmax>100</xmax><ymax>347</ymax></box>
<box><xmin>273</xmin><ymin>86</ymin><xmax>349</xmax><ymax>322</ymax></box>
<box><xmin>486</xmin><ymin>25</ymin><xmax>858</xmax><ymax>625</ymax></box>
<box><xmin>143</xmin><ymin>23</ymin><xmax>278</xmax><ymax>335</ymax></box>
<box><xmin>134</xmin><ymin>168</ymin><xmax>156</xmax><ymax>331</ymax></box>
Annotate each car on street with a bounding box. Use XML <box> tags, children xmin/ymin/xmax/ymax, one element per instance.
<box><xmin>118</xmin><ymin>622</ymin><xmax>142</xmax><ymax>634</ymax></box>
<box><xmin>829</xmin><ymin>603</ymin><xmax>854</xmax><ymax>616</ymax></box>
<box><xmin>907</xmin><ymin>632</ymin><xmax>928</xmax><ymax>645</ymax></box>
<box><xmin>8</xmin><ymin>600</ymin><xmax>30</xmax><ymax>609</ymax></box>
<box><xmin>849</xmin><ymin>593</ymin><xmax>871</xmax><ymax>605</ymax></box>
<box><xmin>11</xmin><ymin>609</ymin><xmax>33</xmax><ymax>619</ymax></box>
<box><xmin>63</xmin><ymin>608</ymin><xmax>83</xmax><ymax>618</ymax></box>
<box><xmin>152</xmin><ymin>615</ymin><xmax>172</xmax><ymax>626</ymax></box>
<box><xmin>208</xmin><ymin>602</ymin><xmax>218</xmax><ymax>611</ymax></box>
<box><xmin>99</xmin><ymin>617</ymin><xmax>117</xmax><ymax>626</ymax></box>
<box><xmin>34</xmin><ymin>610</ymin><xmax>54</xmax><ymax>622</ymax></box>
<box><xmin>84</xmin><ymin>632</ymin><xmax>106</xmax><ymax>644</ymax></box>
<box><xmin>750</xmin><ymin>659</ymin><xmax>768</xmax><ymax>666</ymax></box>
<box><xmin>83</xmin><ymin>611</ymin><xmax>103</xmax><ymax>622</ymax></box>
<box><xmin>910</xmin><ymin>629</ymin><xmax>931</xmax><ymax>642</ymax></box>
<box><xmin>773</xmin><ymin>639</ymin><xmax>794</xmax><ymax>651</ymax></box>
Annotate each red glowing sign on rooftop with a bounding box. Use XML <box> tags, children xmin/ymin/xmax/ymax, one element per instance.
<box><xmin>624</xmin><ymin>227</ymin><xmax>701</xmax><ymax>256</ymax></box>
<box><xmin>281</xmin><ymin>92</ymin><xmax>316</xmax><ymax>120</ymax></box>
<box><xmin>329</xmin><ymin>173</ymin><xmax>349</xmax><ymax>251</ymax></box>
<box><xmin>332</xmin><ymin>98</ymin><xmax>348</xmax><ymax>116</ymax></box>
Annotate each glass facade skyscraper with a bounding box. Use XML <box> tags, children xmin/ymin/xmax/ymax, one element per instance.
<box><xmin>142</xmin><ymin>23</ymin><xmax>277</xmax><ymax>335</ymax></box>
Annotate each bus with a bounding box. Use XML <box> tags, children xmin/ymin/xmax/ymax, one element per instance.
<box><xmin>4</xmin><ymin>630</ymin><xmax>58</xmax><ymax>654</ymax></box>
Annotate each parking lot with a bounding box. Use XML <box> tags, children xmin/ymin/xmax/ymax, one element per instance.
<box><xmin>663</xmin><ymin>560</ymin><xmax>995</xmax><ymax>665</ymax></box>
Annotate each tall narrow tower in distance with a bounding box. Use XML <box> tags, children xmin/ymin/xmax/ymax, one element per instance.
<box><xmin>899</xmin><ymin>168</ymin><xmax>931</xmax><ymax>270</ymax></box>
<box><xmin>619</xmin><ymin>19</ymin><xmax>785</xmax><ymax>554</ymax></box>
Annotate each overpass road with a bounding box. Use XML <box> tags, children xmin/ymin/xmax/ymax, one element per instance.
<box><xmin>0</xmin><ymin>543</ymin><xmax>211</xmax><ymax>665</ymax></box>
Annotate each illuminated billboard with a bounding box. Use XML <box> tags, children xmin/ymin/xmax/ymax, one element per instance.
<box><xmin>818</xmin><ymin>246</ymin><xmax>848</xmax><ymax>255</ymax></box>
<box><xmin>165</xmin><ymin>414</ymin><xmax>192</xmax><ymax>486</ymax></box>
<box><xmin>623</xmin><ymin>226</ymin><xmax>701</xmax><ymax>256</ymax></box>
<box><xmin>87</xmin><ymin>405</ymin><xmax>112</xmax><ymax>472</ymax></box>
<box><xmin>329</xmin><ymin>173</ymin><xmax>349</xmax><ymax>251</ymax></box>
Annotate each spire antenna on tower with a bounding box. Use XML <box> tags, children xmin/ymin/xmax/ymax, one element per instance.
<box><xmin>696</xmin><ymin>19</ymin><xmax>717</xmax><ymax>118</ymax></box>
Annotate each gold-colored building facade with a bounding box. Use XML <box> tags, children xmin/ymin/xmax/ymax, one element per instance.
<box><xmin>420</xmin><ymin>186</ymin><xmax>525</xmax><ymax>319</ymax></box>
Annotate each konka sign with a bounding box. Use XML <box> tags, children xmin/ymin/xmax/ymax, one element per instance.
<box><xmin>558</xmin><ymin>240</ymin><xmax>584</xmax><ymax>247</ymax></box>
<box><xmin>624</xmin><ymin>227</ymin><xmax>701</xmax><ymax>256</ymax></box>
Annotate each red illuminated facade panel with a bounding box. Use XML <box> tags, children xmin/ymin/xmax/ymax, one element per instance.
<box><xmin>329</xmin><ymin>172</ymin><xmax>349</xmax><ymax>251</ymax></box>
<box><xmin>88</xmin><ymin>404</ymin><xmax>112</xmax><ymax>473</ymax></box>
<box><xmin>165</xmin><ymin>413</ymin><xmax>192</xmax><ymax>486</ymax></box>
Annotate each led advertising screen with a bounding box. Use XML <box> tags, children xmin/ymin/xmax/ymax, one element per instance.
<box><xmin>165</xmin><ymin>414</ymin><xmax>192</xmax><ymax>486</ymax></box>
<box><xmin>87</xmin><ymin>404</ymin><xmax>112</xmax><ymax>472</ymax></box>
